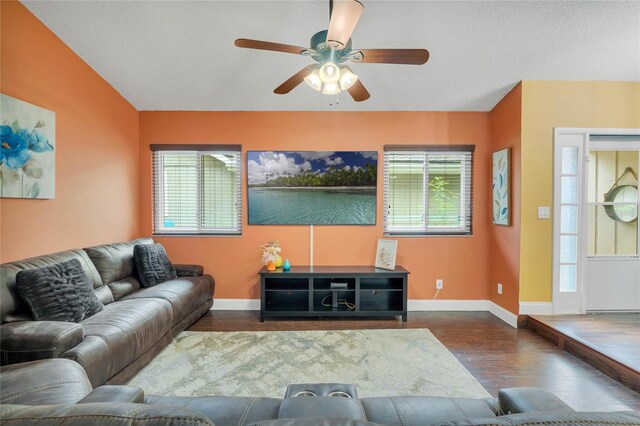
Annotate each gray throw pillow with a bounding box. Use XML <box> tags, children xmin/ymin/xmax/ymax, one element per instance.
<box><xmin>16</xmin><ymin>259</ymin><xmax>104</xmax><ymax>322</ymax></box>
<box><xmin>134</xmin><ymin>243</ymin><xmax>177</xmax><ymax>287</ymax></box>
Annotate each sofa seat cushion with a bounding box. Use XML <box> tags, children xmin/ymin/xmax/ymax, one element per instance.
<box><xmin>62</xmin><ymin>298</ymin><xmax>173</xmax><ymax>387</ymax></box>
<box><xmin>145</xmin><ymin>395</ymin><xmax>282</xmax><ymax>426</ymax></box>
<box><xmin>0</xmin><ymin>359</ymin><xmax>92</xmax><ymax>405</ymax></box>
<box><xmin>361</xmin><ymin>396</ymin><xmax>498</xmax><ymax>426</ymax></box>
<box><xmin>121</xmin><ymin>276</ymin><xmax>213</xmax><ymax>326</ymax></box>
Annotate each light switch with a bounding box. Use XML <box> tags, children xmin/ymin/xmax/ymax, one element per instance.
<box><xmin>538</xmin><ymin>207</ymin><xmax>550</xmax><ymax>219</ymax></box>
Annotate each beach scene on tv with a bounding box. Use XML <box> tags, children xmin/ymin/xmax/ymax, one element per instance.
<box><xmin>248</xmin><ymin>151</ymin><xmax>377</xmax><ymax>225</ymax></box>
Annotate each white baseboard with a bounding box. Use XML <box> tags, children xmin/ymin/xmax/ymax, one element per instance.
<box><xmin>211</xmin><ymin>298</ymin><xmax>518</xmax><ymax>328</ymax></box>
<box><xmin>407</xmin><ymin>299</ymin><xmax>490</xmax><ymax>312</ymax></box>
<box><xmin>488</xmin><ymin>301</ymin><xmax>518</xmax><ymax>328</ymax></box>
<box><xmin>212</xmin><ymin>299</ymin><xmax>260</xmax><ymax>310</ymax></box>
<box><xmin>519</xmin><ymin>302</ymin><xmax>553</xmax><ymax>316</ymax></box>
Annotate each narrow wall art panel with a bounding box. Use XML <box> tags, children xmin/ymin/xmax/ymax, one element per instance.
<box><xmin>492</xmin><ymin>147</ymin><xmax>510</xmax><ymax>225</ymax></box>
<box><xmin>1</xmin><ymin>94</ymin><xmax>55</xmax><ymax>199</ymax></box>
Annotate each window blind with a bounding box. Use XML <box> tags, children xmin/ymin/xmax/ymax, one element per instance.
<box><xmin>383</xmin><ymin>146</ymin><xmax>474</xmax><ymax>235</ymax></box>
<box><xmin>152</xmin><ymin>146</ymin><xmax>242</xmax><ymax>235</ymax></box>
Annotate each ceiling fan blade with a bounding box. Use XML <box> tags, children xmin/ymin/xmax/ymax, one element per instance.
<box><xmin>274</xmin><ymin>65</ymin><xmax>318</xmax><ymax>94</ymax></box>
<box><xmin>347</xmin><ymin>79</ymin><xmax>370</xmax><ymax>102</ymax></box>
<box><xmin>326</xmin><ymin>0</ymin><xmax>363</xmax><ymax>48</ymax></box>
<box><xmin>234</xmin><ymin>38</ymin><xmax>306</xmax><ymax>55</ymax></box>
<box><xmin>355</xmin><ymin>49</ymin><xmax>430</xmax><ymax>65</ymax></box>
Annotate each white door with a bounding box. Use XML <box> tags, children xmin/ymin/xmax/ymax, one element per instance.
<box><xmin>585</xmin><ymin>138</ymin><xmax>640</xmax><ymax>311</ymax></box>
<box><xmin>553</xmin><ymin>129</ymin><xmax>640</xmax><ymax>314</ymax></box>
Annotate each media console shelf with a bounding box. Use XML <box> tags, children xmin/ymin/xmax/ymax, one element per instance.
<box><xmin>259</xmin><ymin>266</ymin><xmax>409</xmax><ymax>322</ymax></box>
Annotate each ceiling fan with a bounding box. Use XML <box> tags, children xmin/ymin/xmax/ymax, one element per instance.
<box><xmin>234</xmin><ymin>0</ymin><xmax>430</xmax><ymax>102</ymax></box>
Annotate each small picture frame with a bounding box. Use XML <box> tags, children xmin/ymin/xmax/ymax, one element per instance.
<box><xmin>492</xmin><ymin>147</ymin><xmax>511</xmax><ymax>226</ymax></box>
<box><xmin>375</xmin><ymin>239</ymin><xmax>398</xmax><ymax>270</ymax></box>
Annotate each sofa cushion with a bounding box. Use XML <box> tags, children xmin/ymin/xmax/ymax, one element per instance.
<box><xmin>0</xmin><ymin>359</ymin><xmax>92</xmax><ymax>405</ymax></box>
<box><xmin>145</xmin><ymin>395</ymin><xmax>282</xmax><ymax>426</ymax></box>
<box><xmin>106</xmin><ymin>276</ymin><xmax>142</xmax><ymax>301</ymax></box>
<box><xmin>84</xmin><ymin>238</ymin><xmax>154</xmax><ymax>286</ymax></box>
<box><xmin>361</xmin><ymin>396</ymin><xmax>498</xmax><ymax>426</ymax></box>
<box><xmin>1</xmin><ymin>249</ymin><xmax>106</xmax><ymax>323</ymax></box>
<box><xmin>62</xmin><ymin>298</ymin><xmax>173</xmax><ymax>387</ymax></box>
<box><xmin>450</xmin><ymin>411</ymin><xmax>640</xmax><ymax>426</ymax></box>
<box><xmin>16</xmin><ymin>259</ymin><xmax>104</xmax><ymax>323</ymax></box>
<box><xmin>121</xmin><ymin>276</ymin><xmax>213</xmax><ymax>326</ymax></box>
<box><xmin>134</xmin><ymin>244</ymin><xmax>176</xmax><ymax>287</ymax></box>
<box><xmin>0</xmin><ymin>402</ymin><xmax>214</xmax><ymax>426</ymax></box>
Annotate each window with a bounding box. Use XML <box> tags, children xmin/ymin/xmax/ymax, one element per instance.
<box><xmin>152</xmin><ymin>145</ymin><xmax>242</xmax><ymax>235</ymax></box>
<box><xmin>383</xmin><ymin>145</ymin><xmax>474</xmax><ymax>235</ymax></box>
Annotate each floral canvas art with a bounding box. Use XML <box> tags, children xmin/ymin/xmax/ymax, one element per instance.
<box><xmin>492</xmin><ymin>148</ymin><xmax>510</xmax><ymax>225</ymax></box>
<box><xmin>0</xmin><ymin>94</ymin><xmax>55</xmax><ymax>199</ymax></box>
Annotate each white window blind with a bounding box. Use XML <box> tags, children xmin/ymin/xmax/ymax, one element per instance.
<box><xmin>383</xmin><ymin>146</ymin><xmax>474</xmax><ymax>235</ymax></box>
<box><xmin>152</xmin><ymin>145</ymin><xmax>242</xmax><ymax>235</ymax></box>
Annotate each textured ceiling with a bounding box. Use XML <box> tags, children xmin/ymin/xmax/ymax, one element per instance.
<box><xmin>22</xmin><ymin>1</ymin><xmax>640</xmax><ymax>111</ymax></box>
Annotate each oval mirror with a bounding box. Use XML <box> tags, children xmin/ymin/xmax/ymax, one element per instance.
<box><xmin>604</xmin><ymin>185</ymin><xmax>638</xmax><ymax>223</ymax></box>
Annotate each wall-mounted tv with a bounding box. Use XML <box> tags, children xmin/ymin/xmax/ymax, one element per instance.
<box><xmin>248</xmin><ymin>151</ymin><xmax>377</xmax><ymax>225</ymax></box>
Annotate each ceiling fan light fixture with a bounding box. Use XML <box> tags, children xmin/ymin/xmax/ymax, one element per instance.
<box><xmin>304</xmin><ymin>69</ymin><xmax>322</xmax><ymax>91</ymax></box>
<box><xmin>321</xmin><ymin>82</ymin><xmax>341</xmax><ymax>95</ymax></box>
<box><xmin>338</xmin><ymin>67</ymin><xmax>358</xmax><ymax>90</ymax></box>
<box><xmin>319</xmin><ymin>62</ymin><xmax>341</xmax><ymax>84</ymax></box>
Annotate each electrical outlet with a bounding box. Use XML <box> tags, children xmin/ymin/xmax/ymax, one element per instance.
<box><xmin>436</xmin><ymin>279</ymin><xmax>443</xmax><ymax>290</ymax></box>
<box><xmin>497</xmin><ymin>283</ymin><xmax>503</xmax><ymax>295</ymax></box>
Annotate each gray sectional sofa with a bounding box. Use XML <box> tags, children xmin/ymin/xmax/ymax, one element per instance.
<box><xmin>1</xmin><ymin>358</ymin><xmax>639</xmax><ymax>425</ymax></box>
<box><xmin>0</xmin><ymin>238</ymin><xmax>215</xmax><ymax>387</ymax></box>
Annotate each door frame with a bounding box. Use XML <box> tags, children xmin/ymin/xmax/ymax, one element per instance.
<box><xmin>552</xmin><ymin>128</ymin><xmax>640</xmax><ymax>314</ymax></box>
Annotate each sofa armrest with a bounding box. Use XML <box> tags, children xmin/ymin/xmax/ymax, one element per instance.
<box><xmin>498</xmin><ymin>388</ymin><xmax>574</xmax><ymax>415</ymax></box>
<box><xmin>1</xmin><ymin>321</ymin><xmax>84</xmax><ymax>364</ymax></box>
<box><xmin>174</xmin><ymin>264</ymin><xmax>204</xmax><ymax>277</ymax></box>
<box><xmin>77</xmin><ymin>385</ymin><xmax>144</xmax><ymax>404</ymax></box>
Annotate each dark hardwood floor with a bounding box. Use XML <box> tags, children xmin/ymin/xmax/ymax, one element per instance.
<box><xmin>188</xmin><ymin>311</ymin><xmax>640</xmax><ymax>412</ymax></box>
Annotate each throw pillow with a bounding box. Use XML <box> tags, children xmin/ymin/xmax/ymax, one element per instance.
<box><xmin>134</xmin><ymin>243</ymin><xmax>177</xmax><ymax>287</ymax></box>
<box><xmin>16</xmin><ymin>258</ymin><xmax>104</xmax><ymax>322</ymax></box>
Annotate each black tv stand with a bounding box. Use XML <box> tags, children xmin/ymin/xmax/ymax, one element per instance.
<box><xmin>259</xmin><ymin>266</ymin><xmax>409</xmax><ymax>322</ymax></box>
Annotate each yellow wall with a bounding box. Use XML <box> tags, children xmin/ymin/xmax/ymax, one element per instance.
<box><xmin>519</xmin><ymin>81</ymin><xmax>640</xmax><ymax>302</ymax></box>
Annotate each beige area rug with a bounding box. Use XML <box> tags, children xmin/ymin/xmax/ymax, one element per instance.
<box><xmin>128</xmin><ymin>329</ymin><xmax>491</xmax><ymax>399</ymax></box>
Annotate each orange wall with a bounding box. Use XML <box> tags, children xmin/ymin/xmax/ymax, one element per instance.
<box><xmin>139</xmin><ymin>112</ymin><xmax>491</xmax><ymax>300</ymax></box>
<box><xmin>0</xmin><ymin>1</ymin><xmax>140</xmax><ymax>262</ymax></box>
<box><xmin>488</xmin><ymin>84</ymin><xmax>522</xmax><ymax>314</ymax></box>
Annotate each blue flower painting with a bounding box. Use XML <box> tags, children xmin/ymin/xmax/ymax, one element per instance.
<box><xmin>1</xmin><ymin>94</ymin><xmax>55</xmax><ymax>199</ymax></box>
<box><xmin>492</xmin><ymin>148</ymin><xmax>510</xmax><ymax>226</ymax></box>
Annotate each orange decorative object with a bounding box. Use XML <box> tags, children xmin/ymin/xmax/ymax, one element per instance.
<box><xmin>266</xmin><ymin>260</ymin><xmax>276</xmax><ymax>271</ymax></box>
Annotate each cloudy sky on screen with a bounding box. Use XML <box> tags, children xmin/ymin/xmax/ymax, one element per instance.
<box><xmin>247</xmin><ymin>151</ymin><xmax>377</xmax><ymax>185</ymax></box>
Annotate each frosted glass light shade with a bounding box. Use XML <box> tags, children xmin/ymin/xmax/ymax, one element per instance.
<box><xmin>304</xmin><ymin>69</ymin><xmax>322</xmax><ymax>91</ymax></box>
<box><xmin>321</xmin><ymin>82</ymin><xmax>340</xmax><ymax>95</ymax></box>
<box><xmin>319</xmin><ymin>62</ymin><xmax>340</xmax><ymax>84</ymax></box>
<box><xmin>339</xmin><ymin>67</ymin><xmax>358</xmax><ymax>90</ymax></box>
